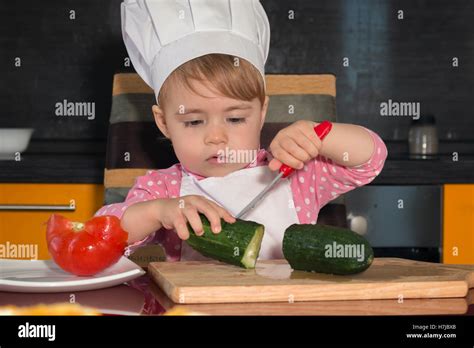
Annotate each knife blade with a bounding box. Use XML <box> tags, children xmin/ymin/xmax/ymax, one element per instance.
<box><xmin>235</xmin><ymin>120</ymin><xmax>333</xmax><ymax>219</ymax></box>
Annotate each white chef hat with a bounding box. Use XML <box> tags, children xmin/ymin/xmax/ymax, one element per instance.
<box><xmin>121</xmin><ymin>0</ymin><xmax>271</xmax><ymax>104</ymax></box>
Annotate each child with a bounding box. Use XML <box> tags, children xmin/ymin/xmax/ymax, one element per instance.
<box><xmin>95</xmin><ymin>0</ymin><xmax>388</xmax><ymax>261</ymax></box>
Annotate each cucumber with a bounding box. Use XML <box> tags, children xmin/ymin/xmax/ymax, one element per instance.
<box><xmin>283</xmin><ymin>224</ymin><xmax>374</xmax><ymax>275</ymax></box>
<box><xmin>185</xmin><ymin>214</ymin><xmax>265</xmax><ymax>269</ymax></box>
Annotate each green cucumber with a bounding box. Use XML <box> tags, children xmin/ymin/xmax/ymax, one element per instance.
<box><xmin>185</xmin><ymin>214</ymin><xmax>265</xmax><ymax>269</ymax></box>
<box><xmin>283</xmin><ymin>224</ymin><xmax>374</xmax><ymax>275</ymax></box>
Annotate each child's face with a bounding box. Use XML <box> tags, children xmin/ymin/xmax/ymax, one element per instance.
<box><xmin>153</xmin><ymin>78</ymin><xmax>269</xmax><ymax>177</ymax></box>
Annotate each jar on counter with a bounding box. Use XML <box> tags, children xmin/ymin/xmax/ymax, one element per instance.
<box><xmin>408</xmin><ymin>114</ymin><xmax>439</xmax><ymax>159</ymax></box>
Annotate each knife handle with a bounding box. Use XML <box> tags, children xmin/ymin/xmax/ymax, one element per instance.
<box><xmin>279</xmin><ymin>120</ymin><xmax>333</xmax><ymax>178</ymax></box>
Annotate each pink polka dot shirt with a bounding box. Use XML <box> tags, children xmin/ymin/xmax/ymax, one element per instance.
<box><xmin>94</xmin><ymin>126</ymin><xmax>388</xmax><ymax>261</ymax></box>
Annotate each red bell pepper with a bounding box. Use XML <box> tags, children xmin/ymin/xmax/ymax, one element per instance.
<box><xmin>46</xmin><ymin>214</ymin><xmax>129</xmax><ymax>276</ymax></box>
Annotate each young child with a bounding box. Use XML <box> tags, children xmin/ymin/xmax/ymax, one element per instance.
<box><xmin>96</xmin><ymin>0</ymin><xmax>388</xmax><ymax>261</ymax></box>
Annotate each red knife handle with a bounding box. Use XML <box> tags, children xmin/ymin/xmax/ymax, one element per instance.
<box><xmin>279</xmin><ymin>120</ymin><xmax>333</xmax><ymax>178</ymax></box>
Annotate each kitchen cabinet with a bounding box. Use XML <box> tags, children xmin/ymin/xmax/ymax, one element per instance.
<box><xmin>443</xmin><ymin>184</ymin><xmax>474</xmax><ymax>264</ymax></box>
<box><xmin>0</xmin><ymin>184</ymin><xmax>104</xmax><ymax>260</ymax></box>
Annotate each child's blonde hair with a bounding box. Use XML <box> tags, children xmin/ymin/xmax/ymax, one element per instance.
<box><xmin>158</xmin><ymin>53</ymin><xmax>266</xmax><ymax>109</ymax></box>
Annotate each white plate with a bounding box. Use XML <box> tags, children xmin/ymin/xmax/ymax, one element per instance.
<box><xmin>0</xmin><ymin>257</ymin><xmax>146</xmax><ymax>293</ymax></box>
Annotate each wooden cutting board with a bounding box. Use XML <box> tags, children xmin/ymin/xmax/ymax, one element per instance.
<box><xmin>148</xmin><ymin>258</ymin><xmax>474</xmax><ymax>304</ymax></box>
<box><xmin>150</xmin><ymin>283</ymin><xmax>474</xmax><ymax>315</ymax></box>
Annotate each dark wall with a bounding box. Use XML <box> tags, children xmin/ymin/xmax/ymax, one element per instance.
<box><xmin>1</xmin><ymin>0</ymin><xmax>473</xmax><ymax>141</ymax></box>
<box><xmin>0</xmin><ymin>0</ymin><xmax>125</xmax><ymax>140</ymax></box>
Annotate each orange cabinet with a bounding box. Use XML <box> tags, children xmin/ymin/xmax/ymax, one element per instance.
<box><xmin>0</xmin><ymin>184</ymin><xmax>104</xmax><ymax>260</ymax></box>
<box><xmin>443</xmin><ymin>184</ymin><xmax>474</xmax><ymax>264</ymax></box>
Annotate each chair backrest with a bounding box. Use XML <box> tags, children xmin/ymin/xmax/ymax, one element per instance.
<box><xmin>104</xmin><ymin>73</ymin><xmax>337</xmax><ymax>206</ymax></box>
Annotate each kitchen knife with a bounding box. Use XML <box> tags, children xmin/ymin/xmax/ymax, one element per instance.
<box><xmin>235</xmin><ymin>120</ymin><xmax>333</xmax><ymax>219</ymax></box>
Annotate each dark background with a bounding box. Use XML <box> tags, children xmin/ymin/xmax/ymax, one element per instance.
<box><xmin>1</xmin><ymin>0</ymin><xmax>473</xmax><ymax>142</ymax></box>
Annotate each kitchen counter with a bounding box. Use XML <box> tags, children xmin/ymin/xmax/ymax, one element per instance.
<box><xmin>1</xmin><ymin>140</ymin><xmax>474</xmax><ymax>184</ymax></box>
<box><xmin>0</xmin><ymin>153</ymin><xmax>106</xmax><ymax>184</ymax></box>
<box><xmin>373</xmin><ymin>154</ymin><xmax>474</xmax><ymax>184</ymax></box>
<box><xmin>1</xmin><ymin>274</ymin><xmax>473</xmax><ymax>316</ymax></box>
<box><xmin>0</xmin><ymin>140</ymin><xmax>106</xmax><ymax>184</ymax></box>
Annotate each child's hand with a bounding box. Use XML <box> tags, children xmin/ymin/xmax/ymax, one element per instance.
<box><xmin>268</xmin><ymin>120</ymin><xmax>323</xmax><ymax>171</ymax></box>
<box><xmin>158</xmin><ymin>195</ymin><xmax>236</xmax><ymax>240</ymax></box>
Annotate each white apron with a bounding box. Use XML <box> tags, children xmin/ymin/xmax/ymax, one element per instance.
<box><xmin>179</xmin><ymin>165</ymin><xmax>300</xmax><ymax>261</ymax></box>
